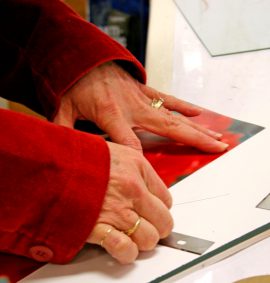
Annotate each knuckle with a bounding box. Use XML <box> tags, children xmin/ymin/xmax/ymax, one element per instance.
<box><xmin>122</xmin><ymin>176</ymin><xmax>146</xmax><ymax>200</ymax></box>
<box><xmin>133</xmin><ymin>190</ymin><xmax>146</xmax><ymax>203</ymax></box>
<box><xmin>116</xmin><ymin>209</ymin><xmax>134</xmax><ymax>225</ymax></box>
<box><xmin>128</xmin><ymin>182</ymin><xmax>145</xmax><ymax>200</ymax></box>
<box><xmin>123</xmin><ymin>175</ymin><xmax>139</xmax><ymax>189</ymax></box>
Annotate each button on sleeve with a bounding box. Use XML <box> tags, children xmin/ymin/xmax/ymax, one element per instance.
<box><xmin>29</xmin><ymin>246</ymin><xmax>54</xmax><ymax>262</ymax></box>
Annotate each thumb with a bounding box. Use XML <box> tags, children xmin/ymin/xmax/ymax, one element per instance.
<box><xmin>53</xmin><ymin>95</ymin><xmax>76</xmax><ymax>129</ymax></box>
<box><xmin>53</xmin><ymin>111</ymin><xmax>74</xmax><ymax>129</ymax></box>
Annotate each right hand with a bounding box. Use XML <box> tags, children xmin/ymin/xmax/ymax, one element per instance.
<box><xmin>87</xmin><ymin>141</ymin><xmax>173</xmax><ymax>264</ymax></box>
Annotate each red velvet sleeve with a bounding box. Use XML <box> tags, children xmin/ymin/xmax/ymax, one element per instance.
<box><xmin>0</xmin><ymin>0</ymin><xmax>146</xmax><ymax>119</ymax></box>
<box><xmin>0</xmin><ymin>0</ymin><xmax>146</xmax><ymax>264</ymax></box>
<box><xmin>0</xmin><ymin>109</ymin><xmax>110</xmax><ymax>263</ymax></box>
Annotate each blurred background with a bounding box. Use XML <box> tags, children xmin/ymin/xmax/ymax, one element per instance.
<box><xmin>65</xmin><ymin>0</ymin><xmax>149</xmax><ymax>65</ymax></box>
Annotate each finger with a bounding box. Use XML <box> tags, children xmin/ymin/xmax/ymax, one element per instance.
<box><xmin>97</xmin><ymin>182</ymin><xmax>172</xmax><ymax>241</ymax></box>
<box><xmin>139</xmin><ymin>84</ymin><xmax>202</xmax><ymax>116</ymax></box>
<box><xmin>138</xmin><ymin>84</ymin><xmax>223</xmax><ymax>140</ymax></box>
<box><xmin>132</xmin><ymin>188</ymin><xmax>174</xmax><ymax>238</ymax></box>
<box><xmin>129</xmin><ymin>217</ymin><xmax>160</xmax><ymax>251</ymax></box>
<box><xmin>99</xmin><ymin>210</ymin><xmax>161</xmax><ymax>251</ymax></box>
<box><xmin>142</xmin><ymin>160</ymin><xmax>173</xmax><ymax>209</ymax></box>
<box><xmin>161</xmin><ymin>94</ymin><xmax>202</xmax><ymax>117</ymax></box>
<box><xmin>99</xmin><ymin>211</ymin><xmax>160</xmax><ymax>251</ymax></box>
<box><xmin>87</xmin><ymin>223</ymin><xmax>138</xmax><ymax>264</ymax></box>
<box><xmin>99</xmin><ymin>116</ymin><xmax>143</xmax><ymax>152</ymax></box>
<box><xmin>140</xmin><ymin>109</ymin><xmax>229</xmax><ymax>153</ymax></box>
<box><xmin>172</xmin><ymin>111</ymin><xmax>223</xmax><ymax>140</ymax></box>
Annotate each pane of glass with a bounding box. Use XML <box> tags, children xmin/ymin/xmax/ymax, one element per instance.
<box><xmin>174</xmin><ymin>0</ymin><xmax>270</xmax><ymax>56</ymax></box>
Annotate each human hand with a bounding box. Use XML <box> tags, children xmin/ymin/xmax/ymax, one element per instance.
<box><xmin>54</xmin><ymin>61</ymin><xmax>229</xmax><ymax>153</ymax></box>
<box><xmin>86</xmin><ymin>141</ymin><xmax>173</xmax><ymax>264</ymax></box>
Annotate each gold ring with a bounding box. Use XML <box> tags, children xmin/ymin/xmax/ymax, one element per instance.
<box><xmin>151</xmin><ymin>98</ymin><xmax>164</xmax><ymax>109</ymax></box>
<box><xmin>100</xmin><ymin>227</ymin><xmax>113</xmax><ymax>248</ymax></box>
<box><xmin>124</xmin><ymin>218</ymin><xmax>141</xmax><ymax>236</ymax></box>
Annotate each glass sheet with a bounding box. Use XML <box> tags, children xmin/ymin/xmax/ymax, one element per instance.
<box><xmin>174</xmin><ymin>0</ymin><xmax>270</xmax><ymax>56</ymax></box>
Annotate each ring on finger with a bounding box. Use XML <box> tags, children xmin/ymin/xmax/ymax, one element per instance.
<box><xmin>124</xmin><ymin>217</ymin><xmax>141</xmax><ymax>237</ymax></box>
<box><xmin>151</xmin><ymin>98</ymin><xmax>164</xmax><ymax>109</ymax></box>
<box><xmin>100</xmin><ymin>227</ymin><xmax>114</xmax><ymax>248</ymax></box>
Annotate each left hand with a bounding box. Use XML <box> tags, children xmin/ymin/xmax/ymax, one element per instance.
<box><xmin>53</xmin><ymin>61</ymin><xmax>228</xmax><ymax>153</ymax></box>
<box><xmin>86</xmin><ymin>141</ymin><xmax>173</xmax><ymax>264</ymax></box>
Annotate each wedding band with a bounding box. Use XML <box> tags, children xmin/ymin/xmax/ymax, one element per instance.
<box><xmin>100</xmin><ymin>227</ymin><xmax>113</xmax><ymax>248</ymax></box>
<box><xmin>151</xmin><ymin>98</ymin><xmax>164</xmax><ymax>109</ymax></box>
<box><xmin>124</xmin><ymin>218</ymin><xmax>141</xmax><ymax>236</ymax></box>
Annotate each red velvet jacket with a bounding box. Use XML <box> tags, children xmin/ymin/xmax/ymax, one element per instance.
<box><xmin>0</xmin><ymin>0</ymin><xmax>145</xmax><ymax>264</ymax></box>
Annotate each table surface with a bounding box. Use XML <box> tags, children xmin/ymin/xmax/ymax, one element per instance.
<box><xmin>147</xmin><ymin>0</ymin><xmax>270</xmax><ymax>281</ymax></box>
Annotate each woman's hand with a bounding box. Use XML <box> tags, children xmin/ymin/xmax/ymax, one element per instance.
<box><xmin>53</xmin><ymin>62</ymin><xmax>228</xmax><ymax>153</ymax></box>
<box><xmin>86</xmin><ymin>141</ymin><xmax>173</xmax><ymax>264</ymax></box>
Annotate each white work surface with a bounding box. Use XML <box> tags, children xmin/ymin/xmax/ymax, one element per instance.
<box><xmin>21</xmin><ymin>1</ymin><xmax>270</xmax><ymax>282</ymax></box>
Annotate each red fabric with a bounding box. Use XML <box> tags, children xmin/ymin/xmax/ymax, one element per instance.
<box><xmin>0</xmin><ymin>253</ymin><xmax>44</xmax><ymax>283</ymax></box>
<box><xmin>0</xmin><ymin>0</ymin><xmax>146</xmax><ymax>275</ymax></box>
<box><xmin>0</xmin><ymin>0</ymin><xmax>146</xmax><ymax>119</ymax></box>
<box><xmin>0</xmin><ymin>109</ymin><xmax>111</xmax><ymax>264</ymax></box>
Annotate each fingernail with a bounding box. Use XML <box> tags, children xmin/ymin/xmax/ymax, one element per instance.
<box><xmin>217</xmin><ymin>141</ymin><xmax>230</xmax><ymax>151</ymax></box>
<box><xmin>207</xmin><ymin>129</ymin><xmax>223</xmax><ymax>139</ymax></box>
